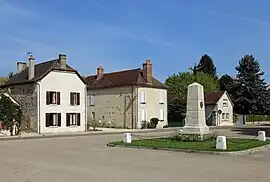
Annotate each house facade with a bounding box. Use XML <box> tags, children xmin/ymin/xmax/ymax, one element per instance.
<box><xmin>0</xmin><ymin>54</ymin><xmax>86</xmax><ymax>134</ymax></box>
<box><xmin>204</xmin><ymin>91</ymin><xmax>234</xmax><ymax>126</ymax></box>
<box><xmin>85</xmin><ymin>60</ymin><xmax>167</xmax><ymax>129</ymax></box>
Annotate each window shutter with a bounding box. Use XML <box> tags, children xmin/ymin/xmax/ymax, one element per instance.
<box><xmin>77</xmin><ymin>93</ymin><xmax>80</xmax><ymax>105</ymax></box>
<box><xmin>57</xmin><ymin>92</ymin><xmax>60</xmax><ymax>105</ymax></box>
<box><xmin>77</xmin><ymin>113</ymin><xmax>81</xmax><ymax>126</ymax></box>
<box><xmin>46</xmin><ymin>113</ymin><xmax>50</xmax><ymax>127</ymax></box>
<box><xmin>70</xmin><ymin>93</ymin><xmax>73</xmax><ymax>105</ymax></box>
<box><xmin>160</xmin><ymin>108</ymin><xmax>164</xmax><ymax>121</ymax></box>
<box><xmin>66</xmin><ymin>113</ymin><xmax>70</xmax><ymax>126</ymax></box>
<box><xmin>58</xmin><ymin>113</ymin><xmax>61</xmax><ymax>127</ymax></box>
<box><xmin>46</xmin><ymin>92</ymin><xmax>50</xmax><ymax>105</ymax></box>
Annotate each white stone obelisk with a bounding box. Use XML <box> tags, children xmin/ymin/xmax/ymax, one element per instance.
<box><xmin>182</xmin><ymin>82</ymin><xmax>209</xmax><ymax>134</ymax></box>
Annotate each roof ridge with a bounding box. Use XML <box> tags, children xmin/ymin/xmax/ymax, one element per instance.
<box><xmin>86</xmin><ymin>68</ymin><xmax>140</xmax><ymax>78</ymax></box>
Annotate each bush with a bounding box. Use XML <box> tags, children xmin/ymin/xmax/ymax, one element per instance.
<box><xmin>147</xmin><ymin>118</ymin><xmax>159</xmax><ymax>129</ymax></box>
<box><xmin>87</xmin><ymin>117</ymin><xmax>100</xmax><ymax>131</ymax></box>
<box><xmin>171</xmin><ymin>133</ymin><xmax>216</xmax><ymax>142</ymax></box>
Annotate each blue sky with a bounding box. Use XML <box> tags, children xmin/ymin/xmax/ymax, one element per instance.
<box><xmin>0</xmin><ymin>0</ymin><xmax>269</xmax><ymax>82</ymax></box>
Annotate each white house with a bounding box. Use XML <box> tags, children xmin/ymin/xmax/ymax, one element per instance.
<box><xmin>0</xmin><ymin>54</ymin><xmax>87</xmax><ymax>134</ymax></box>
<box><xmin>85</xmin><ymin>60</ymin><xmax>168</xmax><ymax>129</ymax></box>
<box><xmin>204</xmin><ymin>91</ymin><xmax>234</xmax><ymax>126</ymax></box>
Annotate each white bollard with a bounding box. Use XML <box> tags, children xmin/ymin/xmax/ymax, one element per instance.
<box><xmin>258</xmin><ymin>131</ymin><xmax>266</xmax><ymax>141</ymax></box>
<box><xmin>216</xmin><ymin>136</ymin><xmax>227</xmax><ymax>150</ymax></box>
<box><xmin>123</xmin><ymin>133</ymin><xmax>132</xmax><ymax>143</ymax></box>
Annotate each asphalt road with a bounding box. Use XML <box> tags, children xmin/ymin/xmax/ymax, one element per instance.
<box><xmin>0</xmin><ymin>133</ymin><xmax>269</xmax><ymax>182</ymax></box>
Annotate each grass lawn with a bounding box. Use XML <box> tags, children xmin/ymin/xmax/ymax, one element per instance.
<box><xmin>109</xmin><ymin>138</ymin><xmax>270</xmax><ymax>152</ymax></box>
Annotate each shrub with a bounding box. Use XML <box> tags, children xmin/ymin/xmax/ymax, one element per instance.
<box><xmin>140</xmin><ymin>121</ymin><xmax>147</xmax><ymax>129</ymax></box>
<box><xmin>147</xmin><ymin>118</ymin><xmax>159</xmax><ymax>129</ymax></box>
<box><xmin>87</xmin><ymin>117</ymin><xmax>100</xmax><ymax>131</ymax></box>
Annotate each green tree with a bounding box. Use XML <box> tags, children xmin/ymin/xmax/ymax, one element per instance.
<box><xmin>165</xmin><ymin>71</ymin><xmax>220</xmax><ymax>97</ymax></box>
<box><xmin>197</xmin><ymin>54</ymin><xmax>217</xmax><ymax>78</ymax></box>
<box><xmin>234</xmin><ymin>54</ymin><xmax>269</xmax><ymax>115</ymax></box>
<box><xmin>0</xmin><ymin>93</ymin><xmax>22</xmax><ymax>135</ymax></box>
<box><xmin>219</xmin><ymin>74</ymin><xmax>234</xmax><ymax>91</ymax></box>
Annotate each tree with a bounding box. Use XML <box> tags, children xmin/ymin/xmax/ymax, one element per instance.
<box><xmin>0</xmin><ymin>93</ymin><xmax>22</xmax><ymax>135</ymax></box>
<box><xmin>165</xmin><ymin>71</ymin><xmax>220</xmax><ymax>97</ymax></box>
<box><xmin>197</xmin><ymin>54</ymin><xmax>217</xmax><ymax>78</ymax></box>
<box><xmin>234</xmin><ymin>54</ymin><xmax>269</xmax><ymax>115</ymax></box>
<box><xmin>219</xmin><ymin>74</ymin><xmax>234</xmax><ymax>91</ymax></box>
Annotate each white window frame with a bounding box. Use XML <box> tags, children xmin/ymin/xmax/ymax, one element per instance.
<box><xmin>223</xmin><ymin>99</ymin><xmax>228</xmax><ymax>107</ymax></box>
<box><xmin>90</xmin><ymin>94</ymin><xmax>95</xmax><ymax>106</ymax></box>
<box><xmin>225</xmin><ymin>113</ymin><xmax>229</xmax><ymax>120</ymax></box>
<box><xmin>222</xmin><ymin>113</ymin><xmax>225</xmax><ymax>120</ymax></box>
<box><xmin>159</xmin><ymin>108</ymin><xmax>164</xmax><ymax>121</ymax></box>
<box><xmin>140</xmin><ymin>91</ymin><xmax>146</xmax><ymax>104</ymax></box>
<box><xmin>70</xmin><ymin>113</ymin><xmax>78</xmax><ymax>125</ymax></box>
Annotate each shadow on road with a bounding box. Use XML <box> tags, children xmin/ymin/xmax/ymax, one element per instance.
<box><xmin>232</xmin><ymin>126</ymin><xmax>270</xmax><ymax>137</ymax></box>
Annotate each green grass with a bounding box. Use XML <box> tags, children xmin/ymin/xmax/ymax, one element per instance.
<box><xmin>110</xmin><ymin>138</ymin><xmax>270</xmax><ymax>152</ymax></box>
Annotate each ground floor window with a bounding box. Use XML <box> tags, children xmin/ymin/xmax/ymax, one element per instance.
<box><xmin>66</xmin><ymin>113</ymin><xmax>81</xmax><ymax>126</ymax></box>
<box><xmin>46</xmin><ymin>113</ymin><xmax>61</xmax><ymax>127</ymax></box>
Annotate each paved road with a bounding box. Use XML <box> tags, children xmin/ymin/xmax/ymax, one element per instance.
<box><xmin>0</xmin><ymin>133</ymin><xmax>269</xmax><ymax>182</ymax></box>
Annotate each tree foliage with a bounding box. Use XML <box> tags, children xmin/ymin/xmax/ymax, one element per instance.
<box><xmin>233</xmin><ymin>54</ymin><xmax>269</xmax><ymax>115</ymax></box>
<box><xmin>165</xmin><ymin>71</ymin><xmax>220</xmax><ymax>97</ymax></box>
<box><xmin>197</xmin><ymin>54</ymin><xmax>217</xmax><ymax>78</ymax></box>
<box><xmin>0</xmin><ymin>93</ymin><xmax>22</xmax><ymax>135</ymax></box>
<box><xmin>219</xmin><ymin>74</ymin><xmax>234</xmax><ymax>91</ymax></box>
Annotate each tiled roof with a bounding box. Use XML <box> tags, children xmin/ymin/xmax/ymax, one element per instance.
<box><xmin>85</xmin><ymin>68</ymin><xmax>166</xmax><ymax>89</ymax></box>
<box><xmin>0</xmin><ymin>59</ymin><xmax>84</xmax><ymax>87</ymax></box>
<box><xmin>168</xmin><ymin>91</ymin><xmax>225</xmax><ymax>105</ymax></box>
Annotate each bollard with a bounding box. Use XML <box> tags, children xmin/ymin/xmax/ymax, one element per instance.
<box><xmin>216</xmin><ymin>136</ymin><xmax>227</xmax><ymax>150</ymax></box>
<box><xmin>258</xmin><ymin>131</ymin><xmax>266</xmax><ymax>141</ymax></box>
<box><xmin>123</xmin><ymin>133</ymin><xmax>132</xmax><ymax>143</ymax></box>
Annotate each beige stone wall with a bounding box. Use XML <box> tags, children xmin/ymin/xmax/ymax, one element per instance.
<box><xmin>87</xmin><ymin>86</ymin><xmax>138</xmax><ymax>129</ymax></box>
<box><xmin>9</xmin><ymin>84</ymin><xmax>38</xmax><ymax>131</ymax></box>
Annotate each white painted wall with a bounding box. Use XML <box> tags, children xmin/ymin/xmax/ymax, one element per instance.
<box><xmin>39</xmin><ymin>71</ymin><xmax>86</xmax><ymax>133</ymax></box>
<box><xmin>137</xmin><ymin>87</ymin><xmax>167</xmax><ymax>129</ymax></box>
<box><xmin>214</xmin><ymin>92</ymin><xmax>234</xmax><ymax>126</ymax></box>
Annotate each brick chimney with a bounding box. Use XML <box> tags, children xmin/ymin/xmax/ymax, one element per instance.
<box><xmin>28</xmin><ymin>53</ymin><xmax>35</xmax><ymax>80</ymax></box>
<box><xmin>143</xmin><ymin>60</ymin><xmax>152</xmax><ymax>84</ymax></box>
<box><xmin>59</xmin><ymin>54</ymin><xmax>67</xmax><ymax>69</ymax></box>
<box><xmin>97</xmin><ymin>66</ymin><xmax>104</xmax><ymax>79</ymax></box>
<box><xmin>17</xmin><ymin>62</ymin><xmax>27</xmax><ymax>73</ymax></box>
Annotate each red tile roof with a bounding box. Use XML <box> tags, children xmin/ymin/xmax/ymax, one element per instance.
<box><xmin>85</xmin><ymin>68</ymin><xmax>167</xmax><ymax>89</ymax></box>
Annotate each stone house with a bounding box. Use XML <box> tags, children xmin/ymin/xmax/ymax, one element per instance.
<box><xmin>204</xmin><ymin>91</ymin><xmax>234</xmax><ymax>126</ymax></box>
<box><xmin>0</xmin><ymin>54</ymin><xmax>87</xmax><ymax>134</ymax></box>
<box><xmin>85</xmin><ymin>60</ymin><xmax>168</xmax><ymax>129</ymax></box>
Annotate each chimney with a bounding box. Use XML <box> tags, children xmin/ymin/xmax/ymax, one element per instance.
<box><xmin>17</xmin><ymin>62</ymin><xmax>27</xmax><ymax>73</ymax></box>
<box><xmin>28</xmin><ymin>53</ymin><xmax>35</xmax><ymax>80</ymax></box>
<box><xmin>59</xmin><ymin>54</ymin><xmax>67</xmax><ymax>69</ymax></box>
<box><xmin>97</xmin><ymin>66</ymin><xmax>104</xmax><ymax>79</ymax></box>
<box><xmin>143</xmin><ymin>60</ymin><xmax>152</xmax><ymax>84</ymax></box>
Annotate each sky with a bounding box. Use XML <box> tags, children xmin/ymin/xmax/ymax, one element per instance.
<box><xmin>0</xmin><ymin>0</ymin><xmax>269</xmax><ymax>82</ymax></box>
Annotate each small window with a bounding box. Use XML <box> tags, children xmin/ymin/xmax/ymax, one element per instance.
<box><xmin>159</xmin><ymin>92</ymin><xmax>164</xmax><ymax>104</ymax></box>
<box><xmin>66</xmin><ymin>113</ymin><xmax>81</xmax><ymax>126</ymax></box>
<box><xmin>226</xmin><ymin>113</ymin><xmax>229</xmax><ymax>120</ymax></box>
<box><xmin>70</xmin><ymin>92</ymin><xmax>80</xmax><ymax>106</ymax></box>
<box><xmin>90</xmin><ymin>94</ymin><xmax>95</xmax><ymax>106</ymax></box>
<box><xmin>46</xmin><ymin>91</ymin><xmax>60</xmax><ymax>105</ymax></box>
<box><xmin>223</xmin><ymin>99</ymin><xmax>228</xmax><ymax>107</ymax></box>
<box><xmin>91</xmin><ymin>112</ymin><xmax>95</xmax><ymax>120</ymax></box>
<box><xmin>159</xmin><ymin>108</ymin><xmax>164</xmax><ymax>121</ymax></box>
<box><xmin>46</xmin><ymin>113</ymin><xmax>61</xmax><ymax>127</ymax></box>
<box><xmin>222</xmin><ymin>113</ymin><xmax>225</xmax><ymax>120</ymax></box>
<box><xmin>140</xmin><ymin>92</ymin><xmax>146</xmax><ymax>104</ymax></box>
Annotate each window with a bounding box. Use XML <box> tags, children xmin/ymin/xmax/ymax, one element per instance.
<box><xmin>46</xmin><ymin>91</ymin><xmax>60</xmax><ymax>105</ymax></box>
<box><xmin>222</xmin><ymin>99</ymin><xmax>228</xmax><ymax>107</ymax></box>
<box><xmin>91</xmin><ymin>112</ymin><xmax>95</xmax><ymax>120</ymax></box>
<box><xmin>70</xmin><ymin>92</ymin><xmax>80</xmax><ymax>105</ymax></box>
<box><xmin>222</xmin><ymin>113</ymin><xmax>225</xmax><ymax>120</ymax></box>
<box><xmin>226</xmin><ymin>113</ymin><xmax>229</xmax><ymax>120</ymax></box>
<box><xmin>140</xmin><ymin>91</ymin><xmax>146</xmax><ymax>104</ymax></box>
<box><xmin>141</xmin><ymin>109</ymin><xmax>146</xmax><ymax>121</ymax></box>
<box><xmin>159</xmin><ymin>108</ymin><xmax>164</xmax><ymax>121</ymax></box>
<box><xmin>90</xmin><ymin>94</ymin><xmax>95</xmax><ymax>106</ymax></box>
<box><xmin>66</xmin><ymin>113</ymin><xmax>81</xmax><ymax>126</ymax></box>
<box><xmin>46</xmin><ymin>113</ymin><xmax>61</xmax><ymax>127</ymax></box>
<box><xmin>159</xmin><ymin>92</ymin><xmax>164</xmax><ymax>104</ymax></box>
